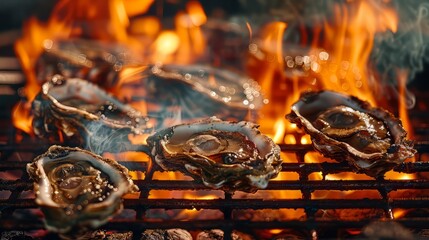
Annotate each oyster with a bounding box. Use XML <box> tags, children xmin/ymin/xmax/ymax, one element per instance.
<box><xmin>140</xmin><ymin>64</ymin><xmax>265</xmax><ymax>120</ymax></box>
<box><xmin>147</xmin><ymin>117</ymin><xmax>282</xmax><ymax>193</ymax></box>
<box><xmin>36</xmin><ymin>39</ymin><xmax>138</xmax><ymax>88</ymax></box>
<box><xmin>26</xmin><ymin>145</ymin><xmax>138</xmax><ymax>238</ymax></box>
<box><xmin>32</xmin><ymin>75</ymin><xmax>153</xmax><ymax>153</ymax></box>
<box><xmin>287</xmin><ymin>90</ymin><xmax>416</xmax><ymax>177</ymax></box>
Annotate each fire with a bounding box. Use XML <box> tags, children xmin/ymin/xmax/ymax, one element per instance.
<box><xmin>13</xmin><ymin>0</ymin><xmax>151</xmax><ymax>136</ymax></box>
<box><xmin>153</xmin><ymin>31</ymin><xmax>180</xmax><ymax>61</ymax></box>
<box><xmin>12</xmin><ymin>101</ymin><xmax>33</xmax><ymax>136</ymax></box>
<box><xmin>396</xmin><ymin>69</ymin><xmax>414</xmax><ymax>139</ymax></box>
<box><xmin>123</xmin><ymin>0</ymin><xmax>154</xmax><ymax>17</ymax></box>
<box><xmin>272</xmin><ymin>119</ymin><xmax>286</xmax><ymax>143</ymax></box>
<box><xmin>174</xmin><ymin>1</ymin><xmax>207</xmax><ymax>64</ymax></box>
<box><xmin>251</xmin><ymin>21</ymin><xmax>287</xmax><ymax>101</ymax></box>
<box><xmin>312</xmin><ymin>0</ymin><xmax>398</xmax><ymax>105</ymax></box>
<box><xmin>12</xmin><ymin>0</ymin><xmax>419</xmax><ymax>227</ymax></box>
<box><xmin>253</xmin><ymin>0</ymin><xmax>416</xmax><ymax>222</ymax></box>
<box><xmin>12</xmin><ymin>0</ymin><xmax>208</xmax><ymax>135</ymax></box>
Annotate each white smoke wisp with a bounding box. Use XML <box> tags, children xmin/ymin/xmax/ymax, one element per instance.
<box><xmin>372</xmin><ymin>1</ymin><xmax>429</xmax><ymax>85</ymax></box>
<box><xmin>84</xmin><ymin>122</ymin><xmax>130</xmax><ymax>155</ymax></box>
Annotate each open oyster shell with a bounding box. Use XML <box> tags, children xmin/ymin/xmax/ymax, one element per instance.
<box><xmin>36</xmin><ymin>39</ymin><xmax>138</xmax><ymax>88</ymax></box>
<box><xmin>141</xmin><ymin>64</ymin><xmax>265</xmax><ymax>120</ymax></box>
<box><xmin>26</xmin><ymin>145</ymin><xmax>138</xmax><ymax>238</ymax></box>
<box><xmin>287</xmin><ymin>90</ymin><xmax>416</xmax><ymax>177</ymax></box>
<box><xmin>32</xmin><ymin>75</ymin><xmax>153</xmax><ymax>153</ymax></box>
<box><xmin>146</xmin><ymin>117</ymin><xmax>282</xmax><ymax>193</ymax></box>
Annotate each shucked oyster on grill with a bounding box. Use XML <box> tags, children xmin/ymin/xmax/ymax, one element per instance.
<box><xmin>26</xmin><ymin>145</ymin><xmax>138</xmax><ymax>238</ymax></box>
<box><xmin>32</xmin><ymin>75</ymin><xmax>153</xmax><ymax>153</ymax></box>
<box><xmin>139</xmin><ymin>64</ymin><xmax>265</xmax><ymax>120</ymax></box>
<box><xmin>287</xmin><ymin>90</ymin><xmax>416</xmax><ymax>177</ymax></box>
<box><xmin>146</xmin><ymin>117</ymin><xmax>282</xmax><ymax>193</ymax></box>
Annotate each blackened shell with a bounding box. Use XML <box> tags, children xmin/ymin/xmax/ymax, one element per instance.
<box><xmin>287</xmin><ymin>90</ymin><xmax>416</xmax><ymax>177</ymax></box>
<box><xmin>147</xmin><ymin>117</ymin><xmax>282</xmax><ymax>193</ymax></box>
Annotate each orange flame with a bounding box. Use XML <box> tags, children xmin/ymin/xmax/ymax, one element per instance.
<box><xmin>396</xmin><ymin>69</ymin><xmax>414</xmax><ymax>140</ymax></box>
<box><xmin>256</xmin><ymin>22</ymin><xmax>287</xmax><ymax>100</ymax></box>
<box><xmin>13</xmin><ymin>0</ymin><xmax>155</xmax><ymax>135</ymax></box>
<box><xmin>313</xmin><ymin>0</ymin><xmax>398</xmax><ymax>105</ymax></box>
<box><xmin>153</xmin><ymin>31</ymin><xmax>180</xmax><ymax>62</ymax></box>
<box><xmin>174</xmin><ymin>1</ymin><xmax>207</xmax><ymax>64</ymax></box>
<box><xmin>12</xmin><ymin>0</ymin><xmax>209</xmax><ymax>135</ymax></box>
<box><xmin>12</xmin><ymin>101</ymin><xmax>34</xmax><ymax>136</ymax></box>
<box><xmin>12</xmin><ymin>0</ymin><xmax>417</xmax><ymax>224</ymax></box>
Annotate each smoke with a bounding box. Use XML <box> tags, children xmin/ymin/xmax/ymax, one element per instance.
<box><xmin>84</xmin><ymin>121</ymin><xmax>131</xmax><ymax>155</ymax></box>
<box><xmin>372</xmin><ymin>0</ymin><xmax>429</xmax><ymax>85</ymax></box>
<box><xmin>82</xmin><ymin>111</ymin><xmax>181</xmax><ymax>155</ymax></box>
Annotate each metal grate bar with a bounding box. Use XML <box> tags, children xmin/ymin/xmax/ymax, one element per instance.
<box><xmin>2</xmin><ymin>219</ymin><xmax>429</xmax><ymax>231</ymax></box>
<box><xmin>1</xmin><ymin>114</ymin><xmax>429</xmax><ymax>239</ymax></box>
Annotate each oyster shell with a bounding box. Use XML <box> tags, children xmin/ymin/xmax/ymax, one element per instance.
<box><xmin>287</xmin><ymin>90</ymin><xmax>416</xmax><ymax>177</ymax></box>
<box><xmin>32</xmin><ymin>75</ymin><xmax>153</xmax><ymax>153</ymax></box>
<box><xmin>26</xmin><ymin>145</ymin><xmax>138</xmax><ymax>238</ymax></box>
<box><xmin>36</xmin><ymin>39</ymin><xmax>138</xmax><ymax>88</ymax></box>
<box><xmin>146</xmin><ymin>117</ymin><xmax>282</xmax><ymax>193</ymax></box>
<box><xmin>140</xmin><ymin>64</ymin><xmax>265</xmax><ymax>120</ymax></box>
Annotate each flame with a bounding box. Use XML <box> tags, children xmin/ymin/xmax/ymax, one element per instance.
<box><xmin>300</xmin><ymin>135</ymin><xmax>311</xmax><ymax>145</ymax></box>
<box><xmin>256</xmin><ymin>0</ymin><xmax>413</xmax><ymax>216</ymax></box>
<box><xmin>186</xmin><ymin>1</ymin><xmax>207</xmax><ymax>27</ymax></box>
<box><xmin>13</xmin><ymin>0</ymin><xmax>153</xmax><ymax>134</ymax></box>
<box><xmin>14</xmin><ymin>16</ymin><xmax>70</xmax><ymax>101</ymax></box>
<box><xmin>174</xmin><ymin>6</ymin><xmax>207</xmax><ymax>64</ymax></box>
<box><xmin>12</xmin><ymin>0</ymin><xmax>418</xmax><ymax>225</ymax></box>
<box><xmin>254</xmin><ymin>22</ymin><xmax>287</xmax><ymax>100</ymax></box>
<box><xmin>312</xmin><ymin>0</ymin><xmax>398</xmax><ymax>105</ymax></box>
<box><xmin>153</xmin><ymin>31</ymin><xmax>180</xmax><ymax>60</ymax></box>
<box><xmin>103</xmin><ymin>151</ymin><xmax>149</xmax><ymax>182</ymax></box>
<box><xmin>393</xmin><ymin>209</ymin><xmax>408</xmax><ymax>219</ymax></box>
<box><xmin>123</xmin><ymin>0</ymin><xmax>154</xmax><ymax>17</ymax></box>
<box><xmin>12</xmin><ymin>0</ymin><xmax>208</xmax><ymax>134</ymax></box>
<box><xmin>396</xmin><ymin>69</ymin><xmax>414</xmax><ymax>140</ymax></box>
<box><xmin>269</xmin><ymin>229</ymin><xmax>283</xmax><ymax>235</ymax></box>
<box><xmin>272</xmin><ymin>119</ymin><xmax>286</xmax><ymax>143</ymax></box>
<box><xmin>12</xmin><ymin>101</ymin><xmax>33</xmax><ymax>135</ymax></box>
<box><xmin>129</xmin><ymin>16</ymin><xmax>160</xmax><ymax>36</ymax></box>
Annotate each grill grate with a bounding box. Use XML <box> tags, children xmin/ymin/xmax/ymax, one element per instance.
<box><xmin>1</xmin><ymin>58</ymin><xmax>429</xmax><ymax>240</ymax></box>
<box><xmin>1</xmin><ymin>132</ymin><xmax>429</xmax><ymax>239</ymax></box>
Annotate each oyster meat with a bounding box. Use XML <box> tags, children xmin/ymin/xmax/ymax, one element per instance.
<box><xmin>139</xmin><ymin>64</ymin><xmax>265</xmax><ymax>120</ymax></box>
<box><xmin>287</xmin><ymin>90</ymin><xmax>416</xmax><ymax>177</ymax></box>
<box><xmin>26</xmin><ymin>145</ymin><xmax>138</xmax><ymax>238</ymax></box>
<box><xmin>147</xmin><ymin>117</ymin><xmax>282</xmax><ymax>193</ymax></box>
<box><xmin>32</xmin><ymin>75</ymin><xmax>153</xmax><ymax>153</ymax></box>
